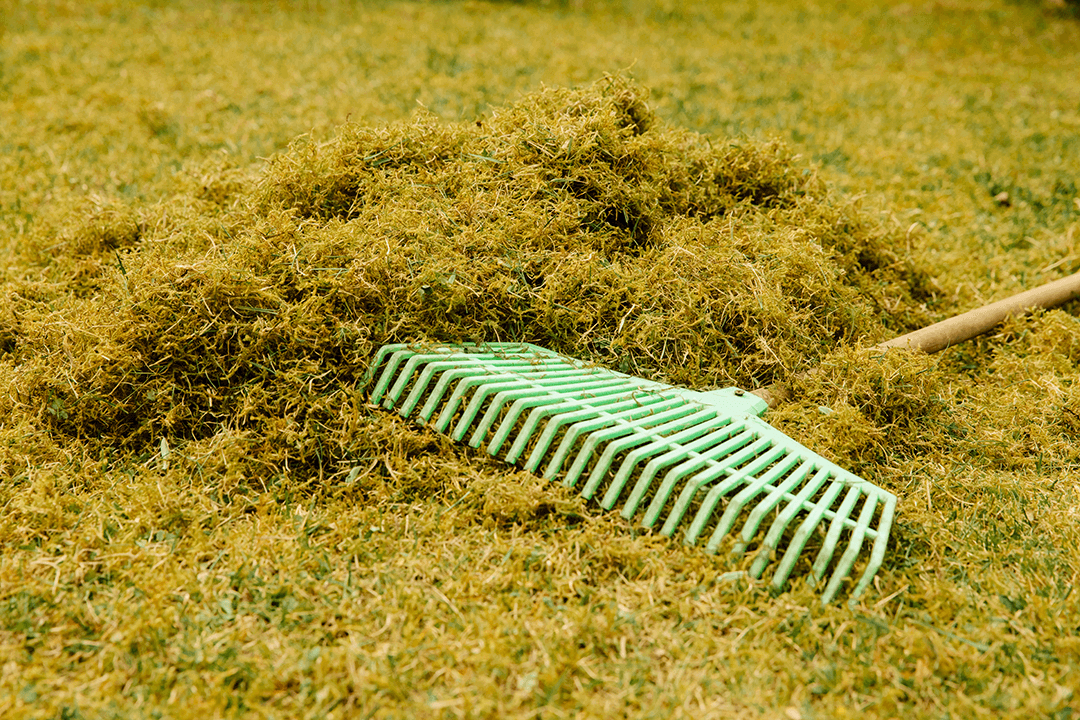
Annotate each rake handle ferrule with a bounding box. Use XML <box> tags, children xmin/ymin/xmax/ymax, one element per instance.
<box><xmin>749</xmin><ymin>383</ymin><xmax>790</xmax><ymax>410</ymax></box>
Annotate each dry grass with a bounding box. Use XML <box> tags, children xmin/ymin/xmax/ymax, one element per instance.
<box><xmin>1</xmin><ymin>1</ymin><xmax>1079</xmax><ymax>718</ymax></box>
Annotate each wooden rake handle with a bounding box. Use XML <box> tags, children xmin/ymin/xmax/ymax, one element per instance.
<box><xmin>874</xmin><ymin>270</ymin><xmax>1080</xmax><ymax>353</ymax></box>
<box><xmin>753</xmin><ymin>270</ymin><xmax>1080</xmax><ymax>408</ymax></box>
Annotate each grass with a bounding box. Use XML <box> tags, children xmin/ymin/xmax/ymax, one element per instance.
<box><xmin>1</xmin><ymin>1</ymin><xmax>1079</xmax><ymax>718</ymax></box>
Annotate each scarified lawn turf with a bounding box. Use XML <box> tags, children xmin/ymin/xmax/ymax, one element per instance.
<box><xmin>1</xmin><ymin>1</ymin><xmax>1079</xmax><ymax>718</ymax></box>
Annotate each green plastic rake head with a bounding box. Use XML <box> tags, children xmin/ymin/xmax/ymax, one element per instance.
<box><xmin>364</xmin><ymin>342</ymin><xmax>896</xmax><ymax>605</ymax></box>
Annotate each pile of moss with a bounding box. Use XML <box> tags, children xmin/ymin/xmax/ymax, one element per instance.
<box><xmin>3</xmin><ymin>77</ymin><xmax>933</xmax><ymax>485</ymax></box>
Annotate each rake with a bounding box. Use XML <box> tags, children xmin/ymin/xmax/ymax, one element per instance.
<box><xmin>362</xmin><ymin>270</ymin><xmax>1080</xmax><ymax>606</ymax></box>
<box><xmin>364</xmin><ymin>342</ymin><xmax>893</xmax><ymax>605</ymax></box>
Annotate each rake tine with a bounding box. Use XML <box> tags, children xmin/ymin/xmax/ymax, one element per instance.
<box><xmin>400</xmin><ymin>358</ymin><xmax>482</xmax><ymax>417</ymax></box>
<box><xmin>821</xmin><ymin>492</ymin><xmax>880</xmax><ymax>605</ymax></box>
<box><xmin>748</xmin><ymin>466</ymin><xmax>833</xmax><ymax>579</ymax></box>
<box><xmin>508</xmin><ymin>388</ymin><xmax>621</xmax><ymax>463</ymax></box>
<box><xmin>481</xmin><ymin>377</ymin><xmax>628</xmax><ymax>453</ymax></box>
<box><xmin>417</xmin><ymin>366</ymin><xmax>465</xmax><ymax>423</ymax></box>
<box><xmin>583</xmin><ymin>409</ymin><xmax>721</xmax><ymax>507</ymax></box>
<box><xmin>418</xmin><ymin>358</ymin><xmax>553</xmax><ymax>423</ymax></box>
<box><xmin>387</xmin><ymin>353</ymin><xmax>456</xmax><ymax>408</ymax></box>
<box><xmin>847</xmin><ymin>492</ymin><xmax>896</xmax><ymax>605</ymax></box>
<box><xmin>703</xmin><ymin>452</ymin><xmax>804</xmax><ymax>554</ymax></box>
<box><xmin>393</xmin><ymin>349</ymin><xmax>518</xmax><ymax>410</ymax></box>
<box><xmin>424</xmin><ymin>367</ymin><xmax>497</xmax><ymax>428</ymax></box>
<box><xmin>680</xmin><ymin>444</ymin><xmax>787</xmax><ymax>545</ymax></box>
<box><xmin>615</xmin><ymin>419</ymin><xmax>743</xmax><ymax>517</ymax></box>
<box><xmin>658</xmin><ymin>436</ymin><xmax>773</xmax><ymax>537</ymax></box>
<box><xmin>536</xmin><ymin>394</ymin><xmax>684</xmax><ymax>473</ymax></box>
<box><xmin>371</xmin><ymin>347</ymin><xmax>415</xmax><ymax>403</ymax></box>
<box><xmin>727</xmin><ymin>460</ymin><xmax>816</xmax><ymax>558</ymax></box>
<box><xmin>454</xmin><ymin>366</ymin><xmax>586</xmax><ymax>442</ymax></box>
<box><xmin>363</xmin><ymin>343</ymin><xmax>409</xmax><ymax>398</ymax></box>
<box><xmin>768</xmin><ymin>478</ymin><xmax>847</xmax><ymax>593</ymax></box>
<box><xmin>453</xmin><ymin>376</ymin><xmax>540</xmax><ymax>442</ymax></box>
<box><xmin>451</xmin><ymin>365</ymin><xmax>580</xmax><ymax>439</ymax></box>
<box><xmin>809</xmin><ymin>485</ymin><xmax>864</xmax><ymax>586</ymax></box>
<box><xmin>639</xmin><ymin>427</ymin><xmax>760</xmax><ymax>528</ymax></box>
<box><xmin>514</xmin><ymin>397</ymin><xmax>617</xmax><ymax>470</ymax></box>
<box><xmin>435</xmin><ymin>369</ymin><xmax>544</xmax><ymax>433</ymax></box>
<box><xmin>506</xmin><ymin>386</ymin><xmax>666</xmax><ymax>466</ymax></box>
<box><xmin>629</xmin><ymin>424</ymin><xmax>755</xmax><ymax>528</ymax></box>
<box><xmin>708</xmin><ymin>459</ymin><xmax>812</xmax><ymax>557</ymax></box>
<box><xmin>559</xmin><ymin>403</ymin><xmax>698</xmax><ymax>488</ymax></box>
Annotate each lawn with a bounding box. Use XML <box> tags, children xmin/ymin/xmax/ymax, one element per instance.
<box><xmin>1</xmin><ymin>1</ymin><xmax>1079</xmax><ymax>718</ymax></box>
